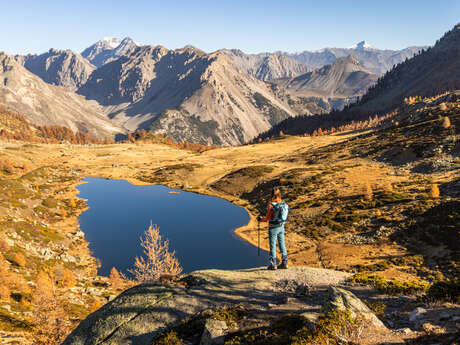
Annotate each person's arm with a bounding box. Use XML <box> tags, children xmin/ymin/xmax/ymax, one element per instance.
<box><xmin>259</xmin><ymin>203</ymin><xmax>274</xmax><ymax>222</ymax></box>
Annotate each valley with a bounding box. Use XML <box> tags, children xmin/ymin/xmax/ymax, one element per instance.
<box><xmin>0</xmin><ymin>91</ymin><xmax>458</xmax><ymax>343</ymax></box>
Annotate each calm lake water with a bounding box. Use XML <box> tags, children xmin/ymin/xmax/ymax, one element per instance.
<box><xmin>77</xmin><ymin>177</ymin><xmax>262</xmax><ymax>276</ymax></box>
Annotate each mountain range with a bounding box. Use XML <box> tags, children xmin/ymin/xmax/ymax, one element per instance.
<box><xmin>274</xmin><ymin>42</ymin><xmax>425</xmax><ymax>75</ymax></box>
<box><xmin>0</xmin><ymin>34</ymin><xmax>431</xmax><ymax>145</ymax></box>
<box><xmin>256</xmin><ymin>24</ymin><xmax>460</xmax><ymax>140</ymax></box>
<box><xmin>0</xmin><ymin>53</ymin><xmax>122</xmax><ymax>138</ymax></box>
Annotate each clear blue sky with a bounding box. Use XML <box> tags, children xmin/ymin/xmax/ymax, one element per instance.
<box><xmin>1</xmin><ymin>0</ymin><xmax>458</xmax><ymax>55</ymax></box>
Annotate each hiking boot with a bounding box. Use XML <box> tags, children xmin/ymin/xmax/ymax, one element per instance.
<box><xmin>278</xmin><ymin>255</ymin><xmax>288</xmax><ymax>269</ymax></box>
<box><xmin>277</xmin><ymin>262</ymin><xmax>288</xmax><ymax>269</ymax></box>
<box><xmin>267</xmin><ymin>264</ymin><xmax>277</xmax><ymax>270</ymax></box>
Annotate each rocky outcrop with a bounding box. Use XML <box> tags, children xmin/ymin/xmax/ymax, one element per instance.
<box><xmin>62</xmin><ymin>267</ymin><xmax>350</xmax><ymax>345</ymax></box>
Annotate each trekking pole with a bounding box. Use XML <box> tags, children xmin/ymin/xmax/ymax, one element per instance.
<box><xmin>257</xmin><ymin>219</ymin><xmax>261</xmax><ymax>259</ymax></box>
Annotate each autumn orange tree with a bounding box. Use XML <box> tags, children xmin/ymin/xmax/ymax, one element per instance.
<box><xmin>129</xmin><ymin>222</ymin><xmax>182</xmax><ymax>282</ymax></box>
<box><xmin>30</xmin><ymin>270</ymin><xmax>72</xmax><ymax>345</ymax></box>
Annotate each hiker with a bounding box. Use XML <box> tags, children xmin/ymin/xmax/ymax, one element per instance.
<box><xmin>257</xmin><ymin>187</ymin><xmax>289</xmax><ymax>270</ymax></box>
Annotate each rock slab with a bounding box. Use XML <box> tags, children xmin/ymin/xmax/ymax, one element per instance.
<box><xmin>61</xmin><ymin>267</ymin><xmax>350</xmax><ymax>345</ymax></box>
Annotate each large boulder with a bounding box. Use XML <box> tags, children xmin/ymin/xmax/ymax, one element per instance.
<box><xmin>322</xmin><ymin>286</ymin><xmax>386</xmax><ymax>328</ymax></box>
<box><xmin>61</xmin><ymin>267</ymin><xmax>350</xmax><ymax>345</ymax></box>
<box><xmin>199</xmin><ymin>319</ymin><xmax>228</xmax><ymax>345</ymax></box>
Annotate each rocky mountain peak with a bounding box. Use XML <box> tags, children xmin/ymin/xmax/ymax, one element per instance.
<box><xmin>100</xmin><ymin>37</ymin><xmax>122</xmax><ymax>49</ymax></box>
<box><xmin>81</xmin><ymin>37</ymin><xmax>138</xmax><ymax>67</ymax></box>
<box><xmin>334</xmin><ymin>54</ymin><xmax>361</xmax><ymax>66</ymax></box>
<box><xmin>348</xmin><ymin>40</ymin><xmax>374</xmax><ymax>50</ymax></box>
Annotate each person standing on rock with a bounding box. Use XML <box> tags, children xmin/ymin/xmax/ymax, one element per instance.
<box><xmin>257</xmin><ymin>187</ymin><xmax>289</xmax><ymax>270</ymax></box>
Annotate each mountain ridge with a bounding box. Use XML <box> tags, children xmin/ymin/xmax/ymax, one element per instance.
<box><xmin>277</xmin><ymin>54</ymin><xmax>378</xmax><ymax>98</ymax></box>
<box><xmin>14</xmin><ymin>48</ymin><xmax>96</xmax><ymax>91</ymax></box>
<box><xmin>0</xmin><ymin>52</ymin><xmax>124</xmax><ymax>138</ymax></box>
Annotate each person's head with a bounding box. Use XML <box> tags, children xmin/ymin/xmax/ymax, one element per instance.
<box><xmin>271</xmin><ymin>187</ymin><xmax>281</xmax><ymax>201</ymax></box>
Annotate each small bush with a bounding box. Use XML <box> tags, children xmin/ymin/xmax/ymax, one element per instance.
<box><xmin>429</xmin><ymin>184</ymin><xmax>440</xmax><ymax>198</ymax></box>
<box><xmin>383</xmin><ymin>181</ymin><xmax>393</xmax><ymax>193</ymax></box>
<box><xmin>109</xmin><ymin>267</ymin><xmax>124</xmax><ymax>289</ymax></box>
<box><xmin>11</xmin><ymin>253</ymin><xmax>26</xmax><ymax>267</ymax></box>
<box><xmin>42</xmin><ymin>197</ymin><xmax>58</xmax><ymax>208</ymax></box>
<box><xmin>292</xmin><ymin>309</ymin><xmax>363</xmax><ymax>345</ymax></box>
<box><xmin>203</xmin><ymin>306</ymin><xmax>246</xmax><ymax>328</ymax></box>
<box><xmin>441</xmin><ymin>116</ymin><xmax>451</xmax><ymax>129</ymax></box>
<box><xmin>0</xmin><ymin>159</ymin><xmax>14</xmax><ymax>174</ymax></box>
<box><xmin>152</xmin><ymin>330</ymin><xmax>184</xmax><ymax>345</ymax></box>
<box><xmin>61</xmin><ymin>268</ymin><xmax>77</xmax><ymax>287</ymax></box>
<box><xmin>350</xmin><ymin>273</ymin><xmax>429</xmax><ymax>295</ymax></box>
<box><xmin>90</xmin><ymin>300</ymin><xmax>103</xmax><ymax>313</ymax></box>
<box><xmin>364</xmin><ymin>182</ymin><xmax>373</xmax><ymax>201</ymax></box>
<box><xmin>69</xmin><ymin>199</ymin><xmax>77</xmax><ymax>208</ymax></box>
<box><xmin>0</xmin><ymin>285</ymin><xmax>10</xmax><ymax>301</ymax></box>
<box><xmin>423</xmin><ymin>279</ymin><xmax>460</xmax><ymax>303</ymax></box>
<box><xmin>365</xmin><ymin>300</ymin><xmax>386</xmax><ymax>316</ymax></box>
<box><xmin>0</xmin><ymin>234</ymin><xmax>10</xmax><ymax>252</ymax></box>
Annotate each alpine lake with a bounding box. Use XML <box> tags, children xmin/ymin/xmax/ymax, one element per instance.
<box><xmin>76</xmin><ymin>177</ymin><xmax>263</xmax><ymax>276</ymax></box>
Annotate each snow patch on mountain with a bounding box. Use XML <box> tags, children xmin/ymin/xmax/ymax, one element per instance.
<box><xmin>102</xmin><ymin>37</ymin><xmax>121</xmax><ymax>49</ymax></box>
<box><xmin>348</xmin><ymin>41</ymin><xmax>374</xmax><ymax>50</ymax></box>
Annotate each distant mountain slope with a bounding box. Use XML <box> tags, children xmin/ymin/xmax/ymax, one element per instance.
<box><xmin>14</xmin><ymin>49</ymin><xmax>96</xmax><ymax>91</ymax></box>
<box><xmin>255</xmin><ymin>24</ymin><xmax>460</xmax><ymax>139</ymax></box>
<box><xmin>221</xmin><ymin>49</ymin><xmax>311</xmax><ymax>81</ymax></box>
<box><xmin>81</xmin><ymin>37</ymin><xmax>138</xmax><ymax>67</ymax></box>
<box><xmin>279</xmin><ymin>42</ymin><xmax>425</xmax><ymax>74</ymax></box>
<box><xmin>0</xmin><ymin>52</ymin><xmax>123</xmax><ymax>138</ymax></box>
<box><xmin>221</xmin><ymin>42</ymin><xmax>424</xmax><ymax>80</ymax></box>
<box><xmin>279</xmin><ymin>55</ymin><xmax>378</xmax><ymax>98</ymax></box>
<box><xmin>78</xmin><ymin>45</ymin><xmax>298</xmax><ymax>145</ymax></box>
<box><xmin>359</xmin><ymin>24</ymin><xmax>460</xmax><ymax>111</ymax></box>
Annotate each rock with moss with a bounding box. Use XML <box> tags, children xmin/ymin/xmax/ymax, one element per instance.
<box><xmin>321</xmin><ymin>286</ymin><xmax>385</xmax><ymax>328</ymax></box>
<box><xmin>199</xmin><ymin>319</ymin><xmax>228</xmax><ymax>345</ymax></box>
